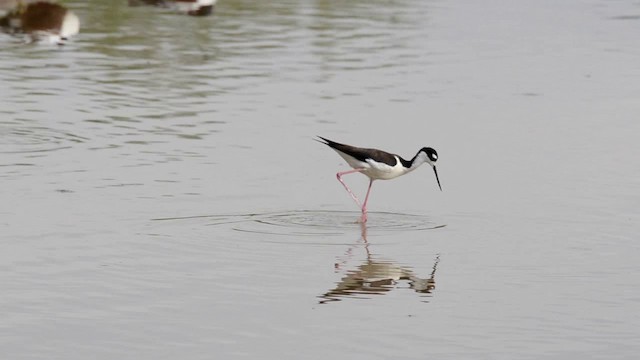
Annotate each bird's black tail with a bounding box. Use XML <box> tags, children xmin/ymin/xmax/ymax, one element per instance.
<box><xmin>315</xmin><ymin>136</ymin><xmax>329</xmax><ymax>145</ymax></box>
<box><xmin>315</xmin><ymin>136</ymin><xmax>345</xmax><ymax>148</ymax></box>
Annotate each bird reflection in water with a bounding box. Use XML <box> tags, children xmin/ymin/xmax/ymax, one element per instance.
<box><xmin>319</xmin><ymin>223</ymin><xmax>440</xmax><ymax>304</ymax></box>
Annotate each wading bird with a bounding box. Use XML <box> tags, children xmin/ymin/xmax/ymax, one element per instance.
<box><xmin>317</xmin><ymin>136</ymin><xmax>442</xmax><ymax>222</ymax></box>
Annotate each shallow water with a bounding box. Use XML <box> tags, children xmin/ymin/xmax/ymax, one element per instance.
<box><xmin>2</xmin><ymin>0</ymin><xmax>640</xmax><ymax>359</ymax></box>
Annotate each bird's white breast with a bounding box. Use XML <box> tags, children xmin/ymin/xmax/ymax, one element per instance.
<box><xmin>364</xmin><ymin>156</ymin><xmax>408</xmax><ymax>180</ymax></box>
<box><xmin>334</xmin><ymin>150</ymin><xmax>408</xmax><ymax>180</ymax></box>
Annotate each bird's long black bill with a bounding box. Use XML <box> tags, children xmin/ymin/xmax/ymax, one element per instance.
<box><xmin>433</xmin><ymin>166</ymin><xmax>442</xmax><ymax>191</ymax></box>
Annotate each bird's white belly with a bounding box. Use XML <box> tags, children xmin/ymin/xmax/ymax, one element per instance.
<box><xmin>362</xmin><ymin>157</ymin><xmax>407</xmax><ymax>180</ymax></box>
<box><xmin>337</xmin><ymin>151</ymin><xmax>408</xmax><ymax>180</ymax></box>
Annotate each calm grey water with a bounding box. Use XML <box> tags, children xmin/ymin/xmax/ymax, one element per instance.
<box><xmin>2</xmin><ymin>0</ymin><xmax>640</xmax><ymax>359</ymax></box>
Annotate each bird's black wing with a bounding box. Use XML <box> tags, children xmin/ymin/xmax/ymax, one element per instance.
<box><xmin>317</xmin><ymin>136</ymin><xmax>399</xmax><ymax>166</ymax></box>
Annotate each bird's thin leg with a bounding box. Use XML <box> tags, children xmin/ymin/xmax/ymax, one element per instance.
<box><xmin>336</xmin><ymin>168</ymin><xmax>365</xmax><ymax>207</ymax></box>
<box><xmin>360</xmin><ymin>179</ymin><xmax>374</xmax><ymax>222</ymax></box>
<box><xmin>362</xmin><ymin>179</ymin><xmax>374</xmax><ymax>213</ymax></box>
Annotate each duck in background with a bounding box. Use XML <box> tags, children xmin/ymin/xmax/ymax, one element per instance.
<box><xmin>129</xmin><ymin>0</ymin><xmax>217</xmax><ymax>16</ymax></box>
<box><xmin>173</xmin><ymin>0</ymin><xmax>216</xmax><ymax>16</ymax></box>
<box><xmin>0</xmin><ymin>0</ymin><xmax>79</xmax><ymax>44</ymax></box>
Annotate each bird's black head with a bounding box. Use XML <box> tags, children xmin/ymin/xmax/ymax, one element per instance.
<box><xmin>420</xmin><ymin>147</ymin><xmax>438</xmax><ymax>163</ymax></box>
<box><xmin>418</xmin><ymin>147</ymin><xmax>441</xmax><ymax>191</ymax></box>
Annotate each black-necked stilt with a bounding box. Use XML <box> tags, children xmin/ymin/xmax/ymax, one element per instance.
<box><xmin>317</xmin><ymin>136</ymin><xmax>442</xmax><ymax>222</ymax></box>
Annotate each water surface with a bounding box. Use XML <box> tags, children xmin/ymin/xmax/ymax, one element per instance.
<box><xmin>1</xmin><ymin>0</ymin><xmax>639</xmax><ymax>359</ymax></box>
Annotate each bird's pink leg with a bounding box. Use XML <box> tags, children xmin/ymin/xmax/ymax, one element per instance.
<box><xmin>360</xmin><ymin>179</ymin><xmax>374</xmax><ymax>222</ymax></box>
<box><xmin>336</xmin><ymin>169</ymin><xmax>365</xmax><ymax>208</ymax></box>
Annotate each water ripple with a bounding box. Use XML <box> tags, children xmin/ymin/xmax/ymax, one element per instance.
<box><xmin>153</xmin><ymin>210</ymin><xmax>445</xmax><ymax>237</ymax></box>
<box><xmin>0</xmin><ymin>125</ymin><xmax>86</xmax><ymax>154</ymax></box>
